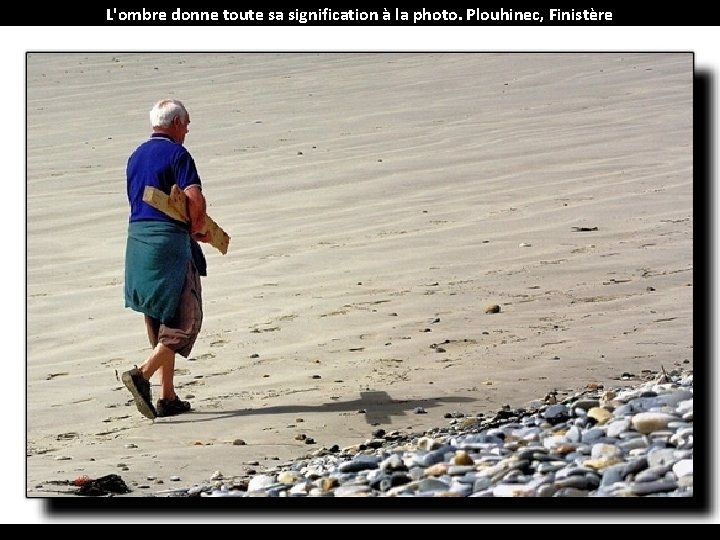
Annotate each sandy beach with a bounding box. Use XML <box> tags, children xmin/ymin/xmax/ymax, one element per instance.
<box><xmin>26</xmin><ymin>52</ymin><xmax>693</xmax><ymax>502</ymax></box>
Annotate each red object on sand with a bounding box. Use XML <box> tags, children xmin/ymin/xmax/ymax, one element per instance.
<box><xmin>73</xmin><ymin>475</ymin><xmax>91</xmax><ymax>487</ymax></box>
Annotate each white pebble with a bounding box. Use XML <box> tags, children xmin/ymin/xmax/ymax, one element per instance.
<box><xmin>672</xmin><ymin>459</ymin><xmax>693</xmax><ymax>478</ymax></box>
<box><xmin>248</xmin><ymin>474</ymin><xmax>277</xmax><ymax>492</ymax></box>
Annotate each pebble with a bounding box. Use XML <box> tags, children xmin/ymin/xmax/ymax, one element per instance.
<box><xmin>149</xmin><ymin>369</ymin><xmax>693</xmax><ymax>498</ymax></box>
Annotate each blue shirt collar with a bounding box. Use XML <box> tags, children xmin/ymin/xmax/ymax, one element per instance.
<box><xmin>150</xmin><ymin>132</ymin><xmax>177</xmax><ymax>143</ymax></box>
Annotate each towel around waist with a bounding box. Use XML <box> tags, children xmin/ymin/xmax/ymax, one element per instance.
<box><xmin>124</xmin><ymin>221</ymin><xmax>192</xmax><ymax>323</ymax></box>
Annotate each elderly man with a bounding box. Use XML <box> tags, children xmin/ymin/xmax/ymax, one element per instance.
<box><xmin>122</xmin><ymin>99</ymin><xmax>211</xmax><ymax>419</ymax></box>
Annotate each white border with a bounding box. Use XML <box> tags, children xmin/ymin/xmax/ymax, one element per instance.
<box><xmin>9</xmin><ymin>25</ymin><xmax>715</xmax><ymax>524</ymax></box>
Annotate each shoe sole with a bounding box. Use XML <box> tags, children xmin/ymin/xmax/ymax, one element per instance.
<box><xmin>121</xmin><ymin>371</ymin><xmax>157</xmax><ymax>419</ymax></box>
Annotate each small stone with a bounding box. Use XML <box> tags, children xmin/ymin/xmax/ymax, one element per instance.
<box><xmin>587</xmin><ymin>407</ymin><xmax>613</xmax><ymax>425</ymax></box>
<box><xmin>632</xmin><ymin>412</ymin><xmax>675</xmax><ymax>434</ymax></box>
<box><xmin>425</xmin><ymin>463</ymin><xmax>449</xmax><ymax>477</ymax></box>
<box><xmin>485</xmin><ymin>305</ymin><xmax>501</xmax><ymax>314</ymax></box>
<box><xmin>248</xmin><ymin>475</ymin><xmax>277</xmax><ymax>492</ymax></box>
<box><xmin>321</xmin><ymin>478</ymin><xmax>339</xmax><ymax>491</ymax></box>
<box><xmin>278</xmin><ymin>471</ymin><xmax>298</xmax><ymax>484</ymax></box>
<box><xmin>452</xmin><ymin>451</ymin><xmax>474</xmax><ymax>466</ymax></box>
<box><xmin>591</xmin><ymin>443</ymin><xmax>622</xmax><ymax>460</ymax></box>
<box><xmin>673</xmin><ymin>459</ymin><xmax>693</xmax><ymax>478</ymax></box>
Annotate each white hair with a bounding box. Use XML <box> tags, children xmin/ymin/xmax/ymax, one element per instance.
<box><xmin>149</xmin><ymin>99</ymin><xmax>188</xmax><ymax>128</ymax></box>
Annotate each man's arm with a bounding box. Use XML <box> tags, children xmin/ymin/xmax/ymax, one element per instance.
<box><xmin>184</xmin><ymin>185</ymin><xmax>209</xmax><ymax>241</ymax></box>
<box><xmin>143</xmin><ymin>185</ymin><xmax>230</xmax><ymax>254</ymax></box>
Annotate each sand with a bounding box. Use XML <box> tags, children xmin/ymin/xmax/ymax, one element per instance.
<box><xmin>25</xmin><ymin>52</ymin><xmax>694</xmax><ymax>510</ymax></box>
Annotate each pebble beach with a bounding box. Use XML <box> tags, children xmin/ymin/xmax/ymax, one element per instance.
<box><xmin>131</xmin><ymin>367</ymin><xmax>694</xmax><ymax>499</ymax></box>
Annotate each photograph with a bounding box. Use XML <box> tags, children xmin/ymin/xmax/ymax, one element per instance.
<box><xmin>25</xmin><ymin>50</ymin><xmax>697</xmax><ymax>515</ymax></box>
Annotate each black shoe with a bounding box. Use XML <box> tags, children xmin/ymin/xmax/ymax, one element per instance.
<box><xmin>121</xmin><ymin>368</ymin><xmax>157</xmax><ymax>419</ymax></box>
<box><xmin>156</xmin><ymin>396</ymin><xmax>192</xmax><ymax>417</ymax></box>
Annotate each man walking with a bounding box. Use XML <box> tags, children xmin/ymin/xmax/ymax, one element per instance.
<box><xmin>122</xmin><ymin>99</ymin><xmax>211</xmax><ymax>419</ymax></box>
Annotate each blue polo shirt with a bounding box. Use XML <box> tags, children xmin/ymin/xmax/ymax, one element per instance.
<box><xmin>126</xmin><ymin>133</ymin><xmax>202</xmax><ymax>224</ymax></box>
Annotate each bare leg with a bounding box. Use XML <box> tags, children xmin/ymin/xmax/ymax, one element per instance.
<box><xmin>138</xmin><ymin>343</ymin><xmax>176</xmax><ymax>400</ymax></box>
<box><xmin>143</xmin><ymin>316</ymin><xmax>177</xmax><ymax>400</ymax></box>
<box><xmin>158</xmin><ymin>355</ymin><xmax>176</xmax><ymax>400</ymax></box>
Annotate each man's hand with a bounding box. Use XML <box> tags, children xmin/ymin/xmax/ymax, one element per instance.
<box><xmin>193</xmin><ymin>230</ymin><xmax>212</xmax><ymax>243</ymax></box>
